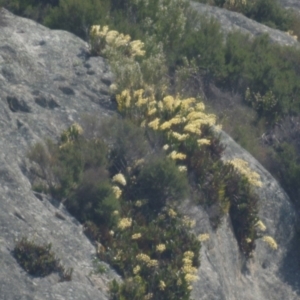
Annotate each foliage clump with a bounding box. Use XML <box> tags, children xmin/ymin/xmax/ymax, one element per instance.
<box><xmin>13</xmin><ymin>237</ymin><xmax>72</xmax><ymax>281</ymax></box>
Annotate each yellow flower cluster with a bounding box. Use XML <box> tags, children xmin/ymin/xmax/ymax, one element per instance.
<box><xmin>115</xmin><ymin>250</ymin><xmax>123</xmax><ymax>261</ymax></box>
<box><xmin>168</xmin><ymin>208</ymin><xmax>177</xmax><ymax>218</ymax></box>
<box><xmin>112</xmin><ymin>186</ymin><xmax>122</xmax><ymax>199</ymax></box>
<box><xmin>183</xmin><ymin>251</ymin><xmax>194</xmax><ymax>259</ymax></box>
<box><xmin>170</xmin><ymin>131</ymin><xmax>189</xmax><ymax>141</ymax></box>
<box><xmin>255</xmin><ymin>220</ymin><xmax>267</xmax><ymax>232</ymax></box>
<box><xmin>168</xmin><ymin>151</ymin><xmax>186</xmax><ymax>160</ymax></box>
<box><xmin>112</xmin><ymin>173</ymin><xmax>127</xmax><ymax>186</ymax></box>
<box><xmin>90</xmin><ymin>25</ymin><xmax>145</xmax><ymax>57</ymax></box>
<box><xmin>162</xmin><ymin>95</ymin><xmax>182</xmax><ymax>112</ymax></box>
<box><xmin>118</xmin><ymin>218</ymin><xmax>132</xmax><ymax>230</ymax></box>
<box><xmin>116</xmin><ymin>89</ymin><xmax>131</xmax><ymax>111</ymax></box>
<box><xmin>178</xmin><ymin>165</ymin><xmax>187</xmax><ymax>172</ymax></box>
<box><xmin>228</xmin><ymin>158</ymin><xmax>262</xmax><ymax>187</ymax></box>
<box><xmin>136</xmin><ymin>253</ymin><xmax>158</xmax><ymax>267</ymax></box>
<box><xmin>133</xmin><ymin>265</ymin><xmax>141</xmax><ymax>274</ymax></box>
<box><xmin>162</xmin><ymin>144</ymin><xmax>169</xmax><ymax>150</ymax></box>
<box><xmin>132</xmin><ymin>233</ymin><xmax>142</xmax><ymax>240</ymax></box>
<box><xmin>147</xmin><ymin>259</ymin><xmax>158</xmax><ymax>267</ymax></box>
<box><xmin>136</xmin><ymin>253</ymin><xmax>151</xmax><ymax>263</ymax></box>
<box><xmin>183</xmin><ymin>123</ymin><xmax>201</xmax><ymax>135</ymax></box>
<box><xmin>198</xmin><ymin>233</ymin><xmax>210</xmax><ymax>242</ymax></box>
<box><xmin>135</xmin><ymin>200</ymin><xmax>143</xmax><ymax>207</ymax></box>
<box><xmin>60</xmin><ymin>123</ymin><xmax>84</xmax><ymax>148</ymax></box>
<box><xmin>183</xmin><ymin>216</ymin><xmax>196</xmax><ymax>228</ymax></box>
<box><xmin>156</xmin><ymin>244</ymin><xmax>166</xmax><ymax>253</ymax></box>
<box><xmin>181</xmin><ymin>251</ymin><xmax>198</xmax><ymax>287</ymax></box>
<box><xmin>134</xmin><ymin>158</ymin><xmax>145</xmax><ymax>166</ymax></box>
<box><xmin>159</xmin><ymin>280</ymin><xmax>166</xmax><ymax>291</ymax></box>
<box><xmin>144</xmin><ymin>293</ymin><xmax>153</xmax><ymax>300</ymax></box>
<box><xmin>197</xmin><ymin>138</ymin><xmax>211</xmax><ymax>146</ymax></box>
<box><xmin>262</xmin><ymin>236</ymin><xmax>278</xmax><ymax>250</ymax></box>
<box><xmin>148</xmin><ymin>118</ymin><xmax>160</xmax><ymax>130</ymax></box>
<box><xmin>245</xmin><ymin>238</ymin><xmax>252</xmax><ymax>243</ymax></box>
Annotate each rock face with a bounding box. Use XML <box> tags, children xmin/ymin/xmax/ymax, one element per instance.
<box><xmin>191</xmin><ymin>1</ymin><xmax>299</xmax><ymax>46</ymax></box>
<box><xmin>0</xmin><ymin>6</ymin><xmax>300</xmax><ymax>300</ymax></box>
<box><xmin>181</xmin><ymin>130</ymin><xmax>300</xmax><ymax>300</ymax></box>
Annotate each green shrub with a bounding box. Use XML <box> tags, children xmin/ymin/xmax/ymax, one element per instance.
<box><xmin>274</xmin><ymin>142</ymin><xmax>300</xmax><ymax>206</ymax></box>
<box><xmin>135</xmin><ymin>157</ymin><xmax>189</xmax><ymax>212</ymax></box>
<box><xmin>44</xmin><ymin>0</ymin><xmax>110</xmax><ymax>39</ymax></box>
<box><xmin>66</xmin><ymin>173</ymin><xmax>120</xmax><ymax>230</ymax></box>
<box><xmin>13</xmin><ymin>237</ymin><xmax>72</xmax><ymax>280</ymax></box>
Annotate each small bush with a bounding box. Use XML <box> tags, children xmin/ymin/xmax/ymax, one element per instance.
<box><xmin>44</xmin><ymin>0</ymin><xmax>110</xmax><ymax>39</ymax></box>
<box><xmin>135</xmin><ymin>157</ymin><xmax>189</xmax><ymax>212</ymax></box>
<box><xmin>66</xmin><ymin>174</ymin><xmax>120</xmax><ymax>230</ymax></box>
<box><xmin>13</xmin><ymin>237</ymin><xmax>72</xmax><ymax>280</ymax></box>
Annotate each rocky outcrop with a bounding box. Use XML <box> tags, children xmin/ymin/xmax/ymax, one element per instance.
<box><xmin>0</xmin><ymin>6</ymin><xmax>299</xmax><ymax>300</ymax></box>
<box><xmin>191</xmin><ymin>1</ymin><xmax>299</xmax><ymax>46</ymax></box>
<box><xmin>181</xmin><ymin>130</ymin><xmax>300</xmax><ymax>300</ymax></box>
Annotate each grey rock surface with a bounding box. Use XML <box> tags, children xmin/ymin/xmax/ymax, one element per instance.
<box><xmin>191</xmin><ymin>1</ymin><xmax>299</xmax><ymax>47</ymax></box>
<box><xmin>0</xmin><ymin>5</ymin><xmax>300</xmax><ymax>300</ymax></box>
<box><xmin>279</xmin><ymin>0</ymin><xmax>300</xmax><ymax>12</ymax></box>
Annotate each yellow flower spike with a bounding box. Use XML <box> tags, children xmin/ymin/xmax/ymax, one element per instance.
<box><xmin>147</xmin><ymin>259</ymin><xmax>158</xmax><ymax>267</ymax></box>
<box><xmin>105</xmin><ymin>30</ymin><xmax>119</xmax><ymax>45</ymax></box>
<box><xmin>187</xmin><ymin>111</ymin><xmax>207</xmax><ymax>121</ymax></box>
<box><xmin>116</xmin><ymin>89</ymin><xmax>131</xmax><ymax>111</ymax></box>
<box><xmin>156</xmin><ymin>244</ymin><xmax>166</xmax><ymax>253</ymax></box>
<box><xmin>147</xmin><ymin>108</ymin><xmax>157</xmax><ymax>116</ymax></box>
<box><xmin>112</xmin><ymin>173</ymin><xmax>127</xmax><ymax>186</ymax></box>
<box><xmin>160</xmin><ymin>121</ymin><xmax>172</xmax><ymax>130</ymax></box>
<box><xmin>195</xmin><ymin>102</ymin><xmax>205</xmax><ymax>111</ymax></box>
<box><xmin>168</xmin><ymin>208</ymin><xmax>177</xmax><ymax>218</ymax></box>
<box><xmin>157</xmin><ymin>101</ymin><xmax>164</xmax><ymax>110</ymax></box>
<box><xmin>183</xmin><ymin>251</ymin><xmax>194</xmax><ymax>259</ymax></box>
<box><xmin>130</xmin><ymin>40</ymin><xmax>146</xmax><ymax>57</ymax></box>
<box><xmin>118</xmin><ymin>218</ymin><xmax>132</xmax><ymax>230</ymax></box>
<box><xmin>181</xmin><ymin>97</ymin><xmax>196</xmax><ymax>109</ymax></box>
<box><xmin>132</xmin><ymin>233</ymin><xmax>142</xmax><ymax>240</ymax></box>
<box><xmin>90</xmin><ymin>25</ymin><xmax>101</xmax><ymax>35</ymax></box>
<box><xmin>159</xmin><ymin>280</ymin><xmax>166</xmax><ymax>291</ymax></box>
<box><xmin>255</xmin><ymin>220</ymin><xmax>267</xmax><ymax>231</ymax></box>
<box><xmin>171</xmin><ymin>132</ymin><xmax>189</xmax><ymax>141</ymax></box>
<box><xmin>101</xmin><ymin>26</ymin><xmax>109</xmax><ymax>37</ymax></box>
<box><xmin>183</xmin><ymin>124</ymin><xmax>201</xmax><ymax>135</ymax></box>
<box><xmin>163</xmin><ymin>95</ymin><xmax>175</xmax><ymax>111</ymax></box>
<box><xmin>262</xmin><ymin>236</ymin><xmax>278</xmax><ymax>250</ymax></box>
<box><xmin>178</xmin><ymin>165</ymin><xmax>187</xmax><ymax>172</ymax></box>
<box><xmin>168</xmin><ymin>151</ymin><xmax>186</xmax><ymax>160</ymax></box>
<box><xmin>136</xmin><ymin>253</ymin><xmax>151</xmax><ymax>263</ymax></box>
<box><xmin>197</xmin><ymin>139</ymin><xmax>211</xmax><ymax>146</ymax></box>
<box><xmin>133</xmin><ymin>265</ymin><xmax>141</xmax><ymax>274</ymax></box>
<box><xmin>135</xmin><ymin>200</ymin><xmax>143</xmax><ymax>207</ymax></box>
<box><xmin>185</xmin><ymin>274</ymin><xmax>199</xmax><ymax>283</ymax></box>
<box><xmin>198</xmin><ymin>233</ymin><xmax>210</xmax><ymax>242</ymax></box>
<box><xmin>228</xmin><ymin>158</ymin><xmax>262</xmax><ymax>187</ymax></box>
<box><xmin>148</xmin><ymin>118</ymin><xmax>160</xmax><ymax>130</ymax></box>
<box><xmin>112</xmin><ymin>186</ymin><xmax>122</xmax><ymax>199</ymax></box>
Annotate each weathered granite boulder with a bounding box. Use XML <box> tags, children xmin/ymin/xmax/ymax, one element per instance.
<box><xmin>0</xmin><ymin>6</ymin><xmax>300</xmax><ymax>300</ymax></box>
